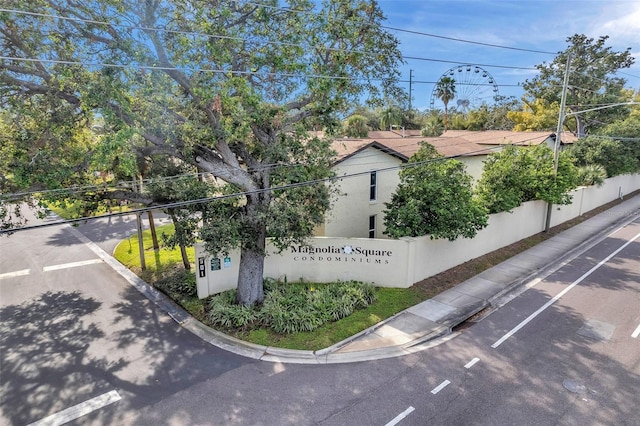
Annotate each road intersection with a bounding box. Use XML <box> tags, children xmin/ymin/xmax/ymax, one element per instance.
<box><xmin>1</xmin><ymin>197</ymin><xmax>639</xmax><ymax>425</ymax></box>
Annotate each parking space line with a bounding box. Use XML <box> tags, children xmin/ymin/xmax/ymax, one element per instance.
<box><xmin>431</xmin><ymin>380</ymin><xmax>451</xmax><ymax>395</ymax></box>
<box><xmin>464</xmin><ymin>357</ymin><xmax>480</xmax><ymax>369</ymax></box>
<box><xmin>385</xmin><ymin>406</ymin><xmax>415</xmax><ymax>426</ymax></box>
<box><xmin>0</xmin><ymin>269</ymin><xmax>30</xmax><ymax>280</ymax></box>
<box><xmin>632</xmin><ymin>323</ymin><xmax>640</xmax><ymax>339</ymax></box>
<box><xmin>492</xmin><ymin>231</ymin><xmax>640</xmax><ymax>349</ymax></box>
<box><xmin>43</xmin><ymin>259</ymin><xmax>103</xmax><ymax>272</ymax></box>
<box><xmin>27</xmin><ymin>390</ymin><xmax>121</xmax><ymax>426</ymax></box>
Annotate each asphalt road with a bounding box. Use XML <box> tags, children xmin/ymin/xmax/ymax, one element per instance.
<box><xmin>1</xmin><ymin>212</ymin><xmax>638</xmax><ymax>425</ymax></box>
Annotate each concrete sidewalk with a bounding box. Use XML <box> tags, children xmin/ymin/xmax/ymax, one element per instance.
<box><xmin>77</xmin><ymin>194</ymin><xmax>640</xmax><ymax>364</ymax></box>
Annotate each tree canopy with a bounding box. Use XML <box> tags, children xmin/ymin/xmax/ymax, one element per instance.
<box><xmin>522</xmin><ymin>34</ymin><xmax>635</xmax><ymax>137</ymax></box>
<box><xmin>383</xmin><ymin>143</ymin><xmax>488</xmax><ymax>241</ymax></box>
<box><xmin>0</xmin><ymin>0</ymin><xmax>404</xmax><ymax>306</ymax></box>
<box><xmin>475</xmin><ymin>144</ymin><xmax>579</xmax><ymax>214</ymax></box>
<box><xmin>566</xmin><ymin>136</ymin><xmax>639</xmax><ymax>178</ymax></box>
<box><xmin>507</xmin><ymin>99</ymin><xmax>559</xmax><ymax>132</ymax></box>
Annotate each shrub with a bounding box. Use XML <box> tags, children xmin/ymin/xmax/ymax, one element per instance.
<box><xmin>577</xmin><ymin>164</ymin><xmax>607</xmax><ymax>187</ymax></box>
<box><xmin>260</xmin><ymin>280</ymin><xmax>377</xmax><ymax>333</ymax></box>
<box><xmin>205</xmin><ymin>280</ymin><xmax>378</xmax><ymax>334</ymax></box>
<box><xmin>207</xmin><ymin>291</ymin><xmax>259</xmax><ymax>328</ymax></box>
<box><xmin>154</xmin><ymin>269</ymin><xmax>197</xmax><ymax>297</ymax></box>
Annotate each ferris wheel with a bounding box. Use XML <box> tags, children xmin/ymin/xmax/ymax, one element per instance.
<box><xmin>429</xmin><ymin>65</ymin><xmax>499</xmax><ymax>113</ymax></box>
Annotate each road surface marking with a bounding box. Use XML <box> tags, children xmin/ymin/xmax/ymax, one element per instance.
<box><xmin>385</xmin><ymin>406</ymin><xmax>415</xmax><ymax>426</ymax></box>
<box><xmin>632</xmin><ymin>323</ymin><xmax>640</xmax><ymax>339</ymax></box>
<box><xmin>492</xmin><ymin>231</ymin><xmax>640</xmax><ymax>349</ymax></box>
<box><xmin>464</xmin><ymin>357</ymin><xmax>480</xmax><ymax>369</ymax></box>
<box><xmin>43</xmin><ymin>259</ymin><xmax>103</xmax><ymax>272</ymax></box>
<box><xmin>0</xmin><ymin>269</ymin><xmax>30</xmax><ymax>280</ymax></box>
<box><xmin>27</xmin><ymin>390</ymin><xmax>121</xmax><ymax>426</ymax></box>
<box><xmin>431</xmin><ymin>380</ymin><xmax>451</xmax><ymax>394</ymax></box>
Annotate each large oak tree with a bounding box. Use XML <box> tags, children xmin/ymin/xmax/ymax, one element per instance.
<box><xmin>0</xmin><ymin>0</ymin><xmax>403</xmax><ymax>306</ymax></box>
<box><xmin>522</xmin><ymin>34</ymin><xmax>635</xmax><ymax>137</ymax></box>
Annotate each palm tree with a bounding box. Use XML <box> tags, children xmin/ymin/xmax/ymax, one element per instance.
<box><xmin>343</xmin><ymin>114</ymin><xmax>369</xmax><ymax>138</ymax></box>
<box><xmin>435</xmin><ymin>77</ymin><xmax>456</xmax><ymax>130</ymax></box>
<box><xmin>379</xmin><ymin>106</ymin><xmax>402</xmax><ymax>131</ymax></box>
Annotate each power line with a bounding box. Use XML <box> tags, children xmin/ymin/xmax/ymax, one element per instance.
<box><xmin>0</xmin><ymin>159</ymin><xmax>313</xmax><ymax>201</ymax></box>
<box><xmin>4</xmin><ymin>4</ymin><xmax>635</xmax><ymax>86</ymax></box>
<box><xmin>0</xmin><ymin>130</ymin><xmax>563</xmax><ymax>202</ymax></box>
<box><xmin>0</xmin><ymin>55</ymin><xmax>536</xmax><ymax>89</ymax></box>
<box><xmin>228</xmin><ymin>1</ymin><xmax>558</xmax><ymax>54</ymax></box>
<box><xmin>0</xmin><ymin>7</ymin><xmax>546</xmax><ymax>79</ymax></box>
<box><xmin>403</xmin><ymin>56</ymin><xmax>537</xmax><ymax>71</ymax></box>
<box><xmin>384</xmin><ymin>27</ymin><xmax>556</xmax><ymax>55</ymax></box>
<box><xmin>0</xmin><ymin>56</ymin><xmax>352</xmax><ymax>82</ymax></box>
<box><xmin>0</xmin><ymin>145</ymin><xmax>505</xmax><ymax>235</ymax></box>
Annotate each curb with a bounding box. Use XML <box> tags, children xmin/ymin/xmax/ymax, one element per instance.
<box><xmin>64</xmin><ymin>196</ymin><xmax>640</xmax><ymax>364</ymax></box>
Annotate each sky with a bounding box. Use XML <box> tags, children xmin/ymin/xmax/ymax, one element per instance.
<box><xmin>375</xmin><ymin>0</ymin><xmax>640</xmax><ymax>111</ymax></box>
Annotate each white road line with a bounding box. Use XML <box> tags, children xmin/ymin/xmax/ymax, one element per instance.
<box><xmin>27</xmin><ymin>390</ymin><xmax>121</xmax><ymax>426</ymax></box>
<box><xmin>385</xmin><ymin>406</ymin><xmax>415</xmax><ymax>426</ymax></box>
<box><xmin>431</xmin><ymin>380</ymin><xmax>451</xmax><ymax>395</ymax></box>
<box><xmin>632</xmin><ymin>323</ymin><xmax>640</xmax><ymax>339</ymax></box>
<box><xmin>0</xmin><ymin>269</ymin><xmax>30</xmax><ymax>280</ymax></box>
<box><xmin>464</xmin><ymin>357</ymin><xmax>480</xmax><ymax>369</ymax></box>
<box><xmin>492</xmin><ymin>231</ymin><xmax>640</xmax><ymax>349</ymax></box>
<box><xmin>43</xmin><ymin>259</ymin><xmax>103</xmax><ymax>272</ymax></box>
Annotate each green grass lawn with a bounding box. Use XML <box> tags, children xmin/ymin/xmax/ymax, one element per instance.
<box><xmin>231</xmin><ymin>286</ymin><xmax>425</xmax><ymax>350</ymax></box>
<box><xmin>113</xmin><ymin>227</ymin><xmax>424</xmax><ymax>350</ymax></box>
<box><xmin>114</xmin><ymin>223</ymin><xmax>195</xmax><ymax>282</ymax></box>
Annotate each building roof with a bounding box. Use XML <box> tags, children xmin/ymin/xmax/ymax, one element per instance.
<box><xmin>331</xmin><ymin>130</ymin><xmax>577</xmax><ymax>164</ymax></box>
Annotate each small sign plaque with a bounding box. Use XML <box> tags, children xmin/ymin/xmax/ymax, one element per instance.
<box><xmin>198</xmin><ymin>257</ymin><xmax>206</xmax><ymax>278</ymax></box>
<box><xmin>211</xmin><ymin>257</ymin><xmax>221</xmax><ymax>271</ymax></box>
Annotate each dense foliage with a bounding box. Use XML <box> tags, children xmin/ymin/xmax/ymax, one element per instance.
<box><xmin>522</xmin><ymin>34</ymin><xmax>635</xmax><ymax>137</ymax></box>
<box><xmin>1</xmin><ymin>0</ymin><xmax>403</xmax><ymax>306</ymax></box>
<box><xmin>475</xmin><ymin>144</ymin><xmax>579</xmax><ymax>214</ymax></box>
<box><xmin>383</xmin><ymin>143</ymin><xmax>488</xmax><ymax>240</ymax></box>
<box><xmin>566</xmin><ymin>136</ymin><xmax>639</xmax><ymax>178</ymax></box>
<box><xmin>343</xmin><ymin>114</ymin><xmax>370</xmax><ymax>138</ymax></box>
<box><xmin>207</xmin><ymin>280</ymin><xmax>377</xmax><ymax>334</ymax></box>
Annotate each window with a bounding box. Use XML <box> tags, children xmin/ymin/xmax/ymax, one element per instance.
<box><xmin>369</xmin><ymin>171</ymin><xmax>377</xmax><ymax>201</ymax></box>
<box><xmin>368</xmin><ymin>215</ymin><xmax>376</xmax><ymax>238</ymax></box>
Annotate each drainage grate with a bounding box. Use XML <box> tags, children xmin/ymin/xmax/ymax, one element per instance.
<box><xmin>452</xmin><ymin>306</ymin><xmax>493</xmax><ymax>332</ymax></box>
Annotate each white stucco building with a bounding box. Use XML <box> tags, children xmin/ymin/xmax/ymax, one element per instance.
<box><xmin>317</xmin><ymin>130</ymin><xmax>577</xmax><ymax>239</ymax></box>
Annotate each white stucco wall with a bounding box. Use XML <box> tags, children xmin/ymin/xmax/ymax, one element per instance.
<box><xmin>461</xmin><ymin>155</ymin><xmax>487</xmax><ymax>183</ymax></box>
<box><xmin>549</xmin><ymin>174</ymin><xmax>640</xmax><ymax>227</ymax></box>
<box><xmin>324</xmin><ymin>147</ymin><xmax>402</xmax><ymax>238</ymax></box>
<box><xmin>323</xmin><ymin>148</ymin><xmax>487</xmax><ymax>238</ymax></box>
<box><xmin>196</xmin><ymin>173</ymin><xmax>640</xmax><ymax>298</ymax></box>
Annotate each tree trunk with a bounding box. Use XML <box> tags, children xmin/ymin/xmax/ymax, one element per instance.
<box><xmin>575</xmin><ymin>115</ymin><xmax>587</xmax><ymax>138</ymax></box>
<box><xmin>168</xmin><ymin>209</ymin><xmax>191</xmax><ymax>270</ymax></box>
<box><xmin>444</xmin><ymin>103</ymin><xmax>449</xmax><ymax>131</ymax></box>
<box><xmin>235</xmin><ymin>194</ymin><xmax>268</xmax><ymax>307</ymax></box>
<box><xmin>136</xmin><ymin>213</ymin><xmax>146</xmax><ymax>271</ymax></box>
<box><xmin>147</xmin><ymin>210</ymin><xmax>159</xmax><ymax>250</ymax></box>
<box><xmin>180</xmin><ymin>243</ymin><xmax>190</xmax><ymax>270</ymax></box>
<box><xmin>235</xmin><ymin>246</ymin><xmax>266</xmax><ymax>306</ymax></box>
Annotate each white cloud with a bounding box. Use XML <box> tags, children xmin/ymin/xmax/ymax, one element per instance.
<box><xmin>592</xmin><ymin>2</ymin><xmax>640</xmax><ymax>45</ymax></box>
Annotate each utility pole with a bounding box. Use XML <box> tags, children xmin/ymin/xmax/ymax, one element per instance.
<box><xmin>545</xmin><ymin>54</ymin><xmax>571</xmax><ymax>232</ymax></box>
<box><xmin>408</xmin><ymin>69</ymin><xmax>413</xmax><ymax>112</ymax></box>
